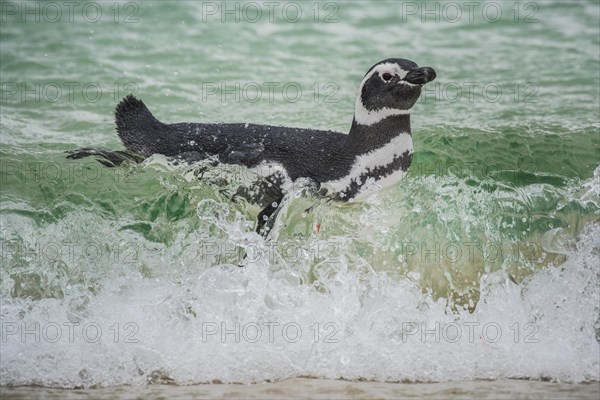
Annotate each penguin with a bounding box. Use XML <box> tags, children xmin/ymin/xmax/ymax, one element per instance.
<box><xmin>68</xmin><ymin>58</ymin><xmax>436</xmax><ymax>235</ymax></box>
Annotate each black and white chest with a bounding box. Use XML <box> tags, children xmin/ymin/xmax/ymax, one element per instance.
<box><xmin>324</xmin><ymin>131</ymin><xmax>413</xmax><ymax>200</ymax></box>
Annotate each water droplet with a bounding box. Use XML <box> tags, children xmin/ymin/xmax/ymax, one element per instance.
<box><xmin>408</xmin><ymin>271</ymin><xmax>421</xmax><ymax>281</ymax></box>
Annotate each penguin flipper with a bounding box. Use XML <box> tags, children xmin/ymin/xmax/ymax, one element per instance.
<box><xmin>256</xmin><ymin>194</ymin><xmax>285</xmax><ymax>237</ymax></box>
<box><xmin>253</xmin><ymin>178</ymin><xmax>322</xmax><ymax>237</ymax></box>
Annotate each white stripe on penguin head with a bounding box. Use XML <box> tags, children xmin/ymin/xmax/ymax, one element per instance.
<box><xmin>354</xmin><ymin>62</ymin><xmax>417</xmax><ymax>126</ymax></box>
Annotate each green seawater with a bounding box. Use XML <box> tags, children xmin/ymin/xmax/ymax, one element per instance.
<box><xmin>0</xmin><ymin>0</ymin><xmax>599</xmax><ymax>388</ymax></box>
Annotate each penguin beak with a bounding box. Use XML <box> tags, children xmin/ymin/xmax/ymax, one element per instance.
<box><xmin>404</xmin><ymin>67</ymin><xmax>437</xmax><ymax>85</ymax></box>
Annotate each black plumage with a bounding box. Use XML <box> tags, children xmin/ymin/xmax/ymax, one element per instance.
<box><xmin>67</xmin><ymin>58</ymin><xmax>437</xmax><ymax>236</ymax></box>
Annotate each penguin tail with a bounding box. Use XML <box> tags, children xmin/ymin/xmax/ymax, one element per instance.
<box><xmin>115</xmin><ymin>95</ymin><xmax>164</xmax><ymax>156</ymax></box>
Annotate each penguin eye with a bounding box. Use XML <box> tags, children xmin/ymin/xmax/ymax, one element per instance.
<box><xmin>382</xmin><ymin>73</ymin><xmax>393</xmax><ymax>82</ymax></box>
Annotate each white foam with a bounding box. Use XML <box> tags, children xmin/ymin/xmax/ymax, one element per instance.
<box><xmin>1</xmin><ymin>212</ymin><xmax>598</xmax><ymax>387</ymax></box>
<box><xmin>1</xmin><ymin>166</ymin><xmax>599</xmax><ymax>388</ymax></box>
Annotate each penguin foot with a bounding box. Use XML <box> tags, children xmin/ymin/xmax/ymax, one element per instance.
<box><xmin>66</xmin><ymin>148</ymin><xmax>145</xmax><ymax>167</ymax></box>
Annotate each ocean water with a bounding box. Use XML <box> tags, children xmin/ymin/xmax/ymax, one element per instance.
<box><xmin>1</xmin><ymin>0</ymin><xmax>599</xmax><ymax>395</ymax></box>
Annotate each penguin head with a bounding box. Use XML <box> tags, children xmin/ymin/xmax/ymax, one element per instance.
<box><xmin>354</xmin><ymin>58</ymin><xmax>436</xmax><ymax>126</ymax></box>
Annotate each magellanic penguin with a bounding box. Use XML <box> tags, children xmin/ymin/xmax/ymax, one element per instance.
<box><xmin>68</xmin><ymin>58</ymin><xmax>436</xmax><ymax>235</ymax></box>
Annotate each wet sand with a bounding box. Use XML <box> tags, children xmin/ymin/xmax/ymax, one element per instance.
<box><xmin>1</xmin><ymin>378</ymin><xmax>599</xmax><ymax>399</ymax></box>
